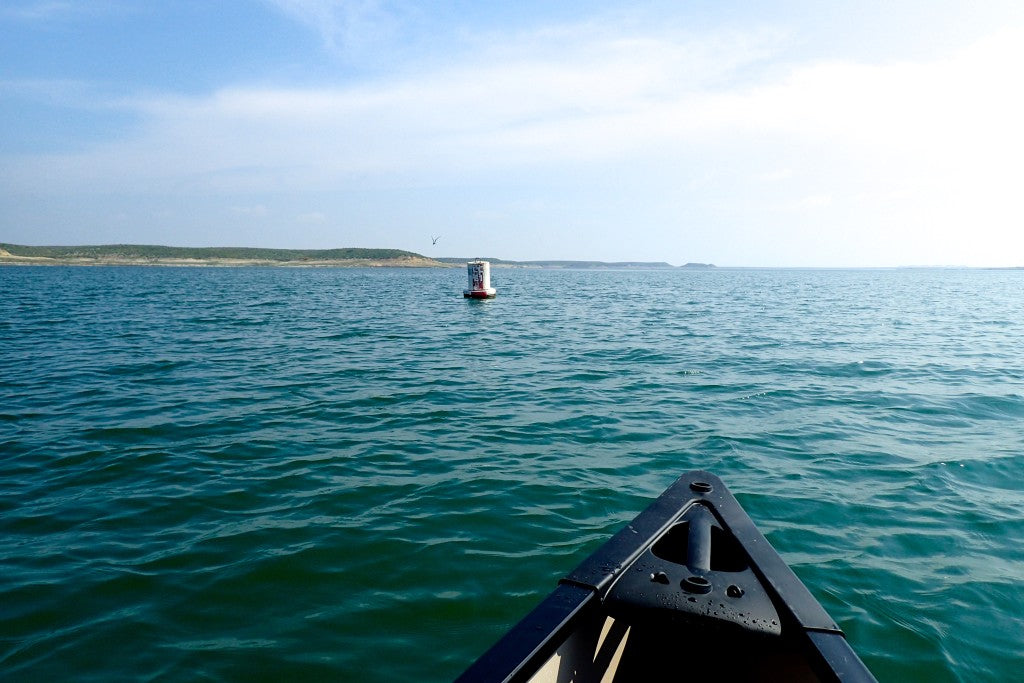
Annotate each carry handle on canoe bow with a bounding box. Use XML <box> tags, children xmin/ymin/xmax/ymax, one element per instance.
<box><xmin>685</xmin><ymin>503</ymin><xmax>713</xmax><ymax>573</ymax></box>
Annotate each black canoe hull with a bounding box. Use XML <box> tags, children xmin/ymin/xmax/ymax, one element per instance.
<box><xmin>456</xmin><ymin>471</ymin><xmax>876</xmax><ymax>682</ymax></box>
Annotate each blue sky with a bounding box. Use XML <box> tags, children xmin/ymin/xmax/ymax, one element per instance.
<box><xmin>2</xmin><ymin>0</ymin><xmax>1023</xmax><ymax>265</ymax></box>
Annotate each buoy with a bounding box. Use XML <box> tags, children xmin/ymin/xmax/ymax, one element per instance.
<box><xmin>463</xmin><ymin>260</ymin><xmax>496</xmax><ymax>298</ymax></box>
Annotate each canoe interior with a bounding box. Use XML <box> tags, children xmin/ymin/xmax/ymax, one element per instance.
<box><xmin>526</xmin><ymin>615</ymin><xmax>821</xmax><ymax>682</ymax></box>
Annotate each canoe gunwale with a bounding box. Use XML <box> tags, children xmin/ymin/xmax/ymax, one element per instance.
<box><xmin>455</xmin><ymin>583</ymin><xmax>599</xmax><ymax>683</ymax></box>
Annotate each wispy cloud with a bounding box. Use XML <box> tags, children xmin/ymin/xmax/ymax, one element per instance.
<box><xmin>0</xmin><ymin>1</ymin><xmax>118</xmax><ymax>22</ymax></box>
<box><xmin>76</xmin><ymin>24</ymin><xmax>790</xmax><ymax>181</ymax></box>
<box><xmin>0</xmin><ymin>78</ymin><xmax>124</xmax><ymax>111</ymax></box>
<box><xmin>20</xmin><ymin>24</ymin><xmax>1021</xmax><ymax>179</ymax></box>
<box><xmin>262</xmin><ymin>0</ymin><xmax>401</xmax><ymax>58</ymax></box>
<box><xmin>1</xmin><ymin>1</ymin><xmax>75</xmax><ymax>21</ymax></box>
<box><xmin>229</xmin><ymin>204</ymin><xmax>269</xmax><ymax>217</ymax></box>
<box><xmin>296</xmin><ymin>211</ymin><xmax>327</xmax><ymax>224</ymax></box>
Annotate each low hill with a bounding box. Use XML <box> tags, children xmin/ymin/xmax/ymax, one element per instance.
<box><xmin>0</xmin><ymin>243</ymin><xmax>446</xmax><ymax>267</ymax></box>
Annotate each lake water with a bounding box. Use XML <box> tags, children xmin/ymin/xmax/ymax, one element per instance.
<box><xmin>1</xmin><ymin>265</ymin><xmax>1021</xmax><ymax>681</ymax></box>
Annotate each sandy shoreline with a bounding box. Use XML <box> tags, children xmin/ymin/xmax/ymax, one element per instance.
<box><xmin>0</xmin><ymin>253</ymin><xmax>453</xmax><ymax>268</ymax></box>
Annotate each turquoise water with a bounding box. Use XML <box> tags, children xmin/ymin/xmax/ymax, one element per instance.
<box><xmin>1</xmin><ymin>266</ymin><xmax>1022</xmax><ymax>681</ymax></box>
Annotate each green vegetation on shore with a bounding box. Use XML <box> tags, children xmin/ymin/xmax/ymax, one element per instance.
<box><xmin>0</xmin><ymin>243</ymin><xmax>425</xmax><ymax>262</ymax></box>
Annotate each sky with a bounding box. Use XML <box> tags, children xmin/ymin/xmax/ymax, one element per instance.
<box><xmin>2</xmin><ymin>1</ymin><xmax>1024</xmax><ymax>266</ymax></box>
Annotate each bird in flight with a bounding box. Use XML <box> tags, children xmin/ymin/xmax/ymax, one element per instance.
<box><xmin>431</xmin><ymin>235</ymin><xmax>441</xmax><ymax>245</ymax></box>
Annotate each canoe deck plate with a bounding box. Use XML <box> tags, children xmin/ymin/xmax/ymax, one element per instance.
<box><xmin>603</xmin><ymin>502</ymin><xmax>782</xmax><ymax>636</ymax></box>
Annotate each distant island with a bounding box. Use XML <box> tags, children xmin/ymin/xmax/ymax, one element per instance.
<box><xmin>436</xmin><ymin>258</ymin><xmax>701</xmax><ymax>269</ymax></box>
<box><xmin>0</xmin><ymin>243</ymin><xmax>710</xmax><ymax>269</ymax></box>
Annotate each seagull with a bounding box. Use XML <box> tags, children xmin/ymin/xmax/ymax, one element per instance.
<box><xmin>431</xmin><ymin>235</ymin><xmax>441</xmax><ymax>245</ymax></box>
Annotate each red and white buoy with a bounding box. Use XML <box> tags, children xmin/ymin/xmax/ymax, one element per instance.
<box><xmin>463</xmin><ymin>260</ymin><xmax>496</xmax><ymax>299</ymax></box>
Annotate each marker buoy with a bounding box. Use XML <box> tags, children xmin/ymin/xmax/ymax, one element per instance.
<box><xmin>463</xmin><ymin>260</ymin><xmax>496</xmax><ymax>298</ymax></box>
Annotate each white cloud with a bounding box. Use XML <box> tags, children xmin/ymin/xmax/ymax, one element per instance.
<box><xmin>296</xmin><ymin>211</ymin><xmax>327</xmax><ymax>224</ymax></box>
<box><xmin>0</xmin><ymin>1</ymin><xmax>123</xmax><ymax>23</ymax></box>
<box><xmin>32</xmin><ymin>27</ymin><xmax>1024</xmax><ymax>173</ymax></box>
<box><xmin>229</xmin><ymin>204</ymin><xmax>269</xmax><ymax>217</ymax></box>
<box><xmin>1</xmin><ymin>1</ymin><xmax>76</xmax><ymax>21</ymax></box>
<box><xmin>262</xmin><ymin>0</ymin><xmax>400</xmax><ymax>57</ymax></box>
<box><xmin>4</xmin><ymin>25</ymin><xmax>789</xmax><ymax>188</ymax></box>
<box><xmin>794</xmin><ymin>195</ymin><xmax>833</xmax><ymax>210</ymax></box>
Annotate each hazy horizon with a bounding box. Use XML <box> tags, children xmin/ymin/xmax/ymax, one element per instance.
<box><xmin>4</xmin><ymin>241</ymin><xmax>1019</xmax><ymax>269</ymax></box>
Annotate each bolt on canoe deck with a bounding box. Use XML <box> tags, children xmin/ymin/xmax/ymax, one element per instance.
<box><xmin>456</xmin><ymin>471</ymin><xmax>876</xmax><ymax>683</ymax></box>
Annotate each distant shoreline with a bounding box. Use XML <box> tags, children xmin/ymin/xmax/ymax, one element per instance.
<box><xmin>0</xmin><ymin>243</ymin><xmax>705</xmax><ymax>269</ymax></box>
<box><xmin>436</xmin><ymin>258</ymin><xmax>712</xmax><ymax>270</ymax></box>
<box><xmin>0</xmin><ymin>244</ymin><xmax>449</xmax><ymax>268</ymax></box>
<box><xmin>2</xmin><ymin>245</ymin><xmax>1018</xmax><ymax>269</ymax></box>
<box><xmin>0</xmin><ymin>255</ymin><xmax>450</xmax><ymax>268</ymax></box>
